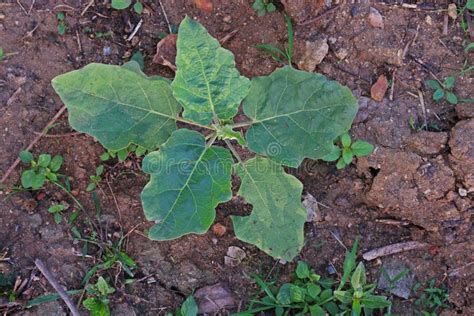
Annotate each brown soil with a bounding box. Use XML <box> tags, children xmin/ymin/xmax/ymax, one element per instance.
<box><xmin>0</xmin><ymin>0</ymin><xmax>473</xmax><ymax>314</ymax></box>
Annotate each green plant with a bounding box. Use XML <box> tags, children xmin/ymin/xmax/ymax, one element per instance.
<box><xmin>111</xmin><ymin>0</ymin><xmax>143</xmax><ymax>14</ymax></box>
<box><xmin>80</xmin><ymin>226</ymin><xmax>138</xmax><ymax>286</ymax></box>
<box><xmin>426</xmin><ymin>77</ymin><xmax>458</xmax><ymax>105</ymax></box>
<box><xmin>52</xmin><ymin>16</ymin><xmax>361</xmax><ymax>261</ymax></box>
<box><xmin>240</xmin><ymin>262</ymin><xmax>336</xmax><ymax>314</ymax></box>
<box><xmin>82</xmin><ymin>277</ymin><xmax>115</xmax><ymax>316</ymax></box>
<box><xmin>57</xmin><ymin>12</ymin><xmax>66</xmax><ymax>35</ymax></box>
<box><xmin>19</xmin><ymin>151</ymin><xmax>63</xmax><ymax>189</ymax></box>
<box><xmin>321</xmin><ymin>133</ymin><xmax>374</xmax><ymax>169</ymax></box>
<box><xmin>414</xmin><ymin>279</ymin><xmax>450</xmax><ymax>315</ymax></box>
<box><xmin>239</xmin><ymin>240</ymin><xmax>391</xmax><ymax>315</ymax></box>
<box><xmin>0</xmin><ymin>48</ymin><xmax>4</xmax><ymax>61</ymax></box>
<box><xmin>334</xmin><ymin>262</ymin><xmax>391</xmax><ymax>315</ymax></box>
<box><xmin>87</xmin><ymin>165</ymin><xmax>105</xmax><ymax>192</ymax></box>
<box><xmin>256</xmin><ymin>13</ymin><xmax>294</xmax><ymax>65</ymax></box>
<box><xmin>48</xmin><ymin>203</ymin><xmax>67</xmax><ymax>224</ymax></box>
<box><xmin>175</xmin><ymin>295</ymin><xmax>198</xmax><ymax>316</ymax></box>
<box><xmin>252</xmin><ymin>0</ymin><xmax>276</xmax><ymax>16</ymax></box>
<box><xmin>0</xmin><ymin>273</ymin><xmax>16</xmax><ymax>302</ymax></box>
<box><xmin>99</xmin><ymin>144</ymin><xmax>148</xmax><ymax>162</ymax></box>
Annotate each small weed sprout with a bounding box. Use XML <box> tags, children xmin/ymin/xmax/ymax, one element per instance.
<box><xmin>322</xmin><ymin>133</ymin><xmax>374</xmax><ymax>169</ymax></box>
<box><xmin>252</xmin><ymin>0</ymin><xmax>276</xmax><ymax>17</ymax></box>
<box><xmin>82</xmin><ymin>277</ymin><xmax>115</xmax><ymax>316</ymax></box>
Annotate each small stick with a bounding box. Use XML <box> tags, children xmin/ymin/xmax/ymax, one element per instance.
<box><xmin>219</xmin><ymin>29</ymin><xmax>239</xmax><ymax>45</ymax></box>
<box><xmin>417</xmin><ymin>89</ymin><xmax>428</xmax><ymax>129</ymax></box>
<box><xmin>158</xmin><ymin>0</ymin><xmax>172</xmax><ymax>34</ymax></box>
<box><xmin>362</xmin><ymin>241</ymin><xmax>429</xmax><ymax>261</ymax></box>
<box><xmin>298</xmin><ymin>5</ymin><xmax>339</xmax><ymax>26</ymax></box>
<box><xmin>75</xmin><ymin>29</ymin><xmax>82</xmax><ymax>52</ymax></box>
<box><xmin>402</xmin><ymin>24</ymin><xmax>420</xmax><ymax>60</ymax></box>
<box><xmin>28</xmin><ymin>0</ymin><xmax>35</xmax><ymax>14</ymax></box>
<box><xmin>16</xmin><ymin>0</ymin><xmax>28</xmax><ymax>15</ymax></box>
<box><xmin>389</xmin><ymin>69</ymin><xmax>396</xmax><ymax>101</ymax></box>
<box><xmin>127</xmin><ymin>19</ymin><xmax>143</xmax><ymax>42</ymax></box>
<box><xmin>105</xmin><ymin>178</ymin><xmax>123</xmax><ymax>225</ymax></box>
<box><xmin>35</xmin><ymin>259</ymin><xmax>80</xmax><ymax>316</ymax></box>
<box><xmin>81</xmin><ymin>0</ymin><xmax>95</xmax><ymax>16</ymax></box>
<box><xmin>6</xmin><ymin>87</ymin><xmax>22</xmax><ymax>106</ymax></box>
<box><xmin>442</xmin><ymin>13</ymin><xmax>448</xmax><ymax>36</ymax></box>
<box><xmin>0</xmin><ymin>105</ymin><xmax>66</xmax><ymax>184</ymax></box>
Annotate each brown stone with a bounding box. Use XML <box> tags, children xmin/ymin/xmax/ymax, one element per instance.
<box><xmin>211</xmin><ymin>223</ymin><xmax>227</xmax><ymax>236</ymax></box>
<box><xmin>449</xmin><ymin>119</ymin><xmax>474</xmax><ymax>190</ymax></box>
<box><xmin>406</xmin><ymin>131</ymin><xmax>448</xmax><ymax>155</ymax></box>
<box><xmin>370</xmin><ymin>75</ymin><xmax>388</xmax><ymax>101</ymax></box>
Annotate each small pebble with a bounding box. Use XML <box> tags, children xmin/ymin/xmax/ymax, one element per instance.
<box><xmin>458</xmin><ymin>188</ymin><xmax>467</xmax><ymax>197</ymax></box>
<box><xmin>367</xmin><ymin>7</ymin><xmax>384</xmax><ymax>29</ymax></box>
<box><xmin>103</xmin><ymin>46</ymin><xmax>112</xmax><ymax>56</ymax></box>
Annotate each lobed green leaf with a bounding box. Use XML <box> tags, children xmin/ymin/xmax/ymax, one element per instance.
<box><xmin>232</xmin><ymin>157</ymin><xmax>307</xmax><ymax>261</ymax></box>
<box><xmin>243</xmin><ymin>67</ymin><xmax>358</xmax><ymax>167</ymax></box>
<box><xmin>172</xmin><ymin>16</ymin><xmax>250</xmax><ymax>125</ymax></box>
<box><xmin>52</xmin><ymin>63</ymin><xmax>181</xmax><ymax>151</ymax></box>
<box><xmin>141</xmin><ymin>129</ymin><xmax>233</xmax><ymax>240</ymax></box>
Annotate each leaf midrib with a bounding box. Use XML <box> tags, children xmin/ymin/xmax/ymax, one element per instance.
<box><xmin>59</xmin><ymin>85</ymin><xmax>178</xmax><ymax>122</ymax></box>
<box><xmin>154</xmin><ymin>143</ymin><xmax>209</xmax><ymax>235</ymax></box>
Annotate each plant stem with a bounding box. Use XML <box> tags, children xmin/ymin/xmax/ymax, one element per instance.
<box><xmin>206</xmin><ymin>133</ymin><xmax>218</xmax><ymax>146</ymax></box>
<box><xmin>175</xmin><ymin>116</ymin><xmax>214</xmax><ymax>130</ymax></box>
<box><xmin>224</xmin><ymin>139</ymin><xmax>243</xmax><ymax>164</ymax></box>
<box><xmin>51</xmin><ymin>181</ymin><xmax>85</xmax><ymax>211</ymax></box>
<box><xmin>229</xmin><ymin>121</ymin><xmax>253</xmax><ymax>129</ymax></box>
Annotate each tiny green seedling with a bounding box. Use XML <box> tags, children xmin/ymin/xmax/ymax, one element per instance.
<box><xmin>334</xmin><ymin>262</ymin><xmax>391</xmax><ymax>315</ymax></box>
<box><xmin>19</xmin><ymin>151</ymin><xmax>63</xmax><ymax>190</ymax></box>
<box><xmin>57</xmin><ymin>12</ymin><xmax>66</xmax><ymax>35</ymax></box>
<box><xmin>100</xmin><ymin>144</ymin><xmax>147</xmax><ymax>162</ymax></box>
<box><xmin>252</xmin><ymin>0</ymin><xmax>276</xmax><ymax>17</ymax></box>
<box><xmin>82</xmin><ymin>277</ymin><xmax>115</xmax><ymax>316</ymax></box>
<box><xmin>256</xmin><ymin>13</ymin><xmax>294</xmax><ymax>65</ymax></box>
<box><xmin>87</xmin><ymin>165</ymin><xmax>105</xmax><ymax>192</ymax></box>
<box><xmin>18</xmin><ymin>151</ymin><xmax>85</xmax><ymax>213</ymax></box>
<box><xmin>239</xmin><ymin>239</ymin><xmax>391</xmax><ymax>315</ymax></box>
<box><xmin>322</xmin><ymin>133</ymin><xmax>374</xmax><ymax>169</ymax></box>
<box><xmin>80</xmin><ymin>228</ymin><xmax>138</xmax><ymax>286</ymax></box>
<box><xmin>48</xmin><ymin>204</ymin><xmax>67</xmax><ymax>224</ymax></box>
<box><xmin>0</xmin><ymin>48</ymin><xmax>4</xmax><ymax>61</ymax></box>
<box><xmin>175</xmin><ymin>295</ymin><xmax>198</xmax><ymax>316</ymax></box>
<box><xmin>426</xmin><ymin>77</ymin><xmax>458</xmax><ymax>105</ymax></box>
<box><xmin>414</xmin><ymin>278</ymin><xmax>450</xmax><ymax>315</ymax></box>
<box><xmin>111</xmin><ymin>0</ymin><xmax>143</xmax><ymax>14</ymax></box>
<box><xmin>239</xmin><ymin>262</ymin><xmax>335</xmax><ymax>315</ymax></box>
<box><xmin>0</xmin><ymin>273</ymin><xmax>17</xmax><ymax>302</ymax></box>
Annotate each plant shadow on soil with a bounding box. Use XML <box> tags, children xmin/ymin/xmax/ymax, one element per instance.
<box><xmin>0</xmin><ymin>0</ymin><xmax>473</xmax><ymax>314</ymax></box>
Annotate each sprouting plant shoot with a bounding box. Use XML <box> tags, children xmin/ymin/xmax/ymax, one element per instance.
<box><xmin>51</xmin><ymin>16</ymin><xmax>368</xmax><ymax>261</ymax></box>
<box><xmin>322</xmin><ymin>133</ymin><xmax>374</xmax><ymax>169</ymax></box>
<box><xmin>238</xmin><ymin>239</ymin><xmax>391</xmax><ymax>315</ymax></box>
<box><xmin>57</xmin><ymin>12</ymin><xmax>66</xmax><ymax>35</ymax></box>
<box><xmin>256</xmin><ymin>13</ymin><xmax>294</xmax><ymax>65</ymax></box>
<box><xmin>111</xmin><ymin>0</ymin><xmax>143</xmax><ymax>14</ymax></box>
<box><xmin>18</xmin><ymin>151</ymin><xmax>85</xmax><ymax>212</ymax></box>
<box><xmin>82</xmin><ymin>277</ymin><xmax>115</xmax><ymax>316</ymax></box>
<box><xmin>426</xmin><ymin>77</ymin><xmax>458</xmax><ymax>105</ymax></box>
<box><xmin>252</xmin><ymin>0</ymin><xmax>276</xmax><ymax>17</ymax></box>
<box><xmin>19</xmin><ymin>151</ymin><xmax>63</xmax><ymax>189</ymax></box>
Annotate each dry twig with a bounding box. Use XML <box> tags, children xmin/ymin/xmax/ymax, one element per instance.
<box><xmin>158</xmin><ymin>0</ymin><xmax>172</xmax><ymax>33</ymax></box>
<box><xmin>1</xmin><ymin>106</ymin><xmax>67</xmax><ymax>184</ymax></box>
<box><xmin>35</xmin><ymin>259</ymin><xmax>80</xmax><ymax>316</ymax></box>
<box><xmin>362</xmin><ymin>241</ymin><xmax>429</xmax><ymax>261</ymax></box>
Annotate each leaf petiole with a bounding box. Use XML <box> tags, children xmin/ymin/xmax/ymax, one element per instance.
<box><xmin>224</xmin><ymin>139</ymin><xmax>243</xmax><ymax>164</ymax></box>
